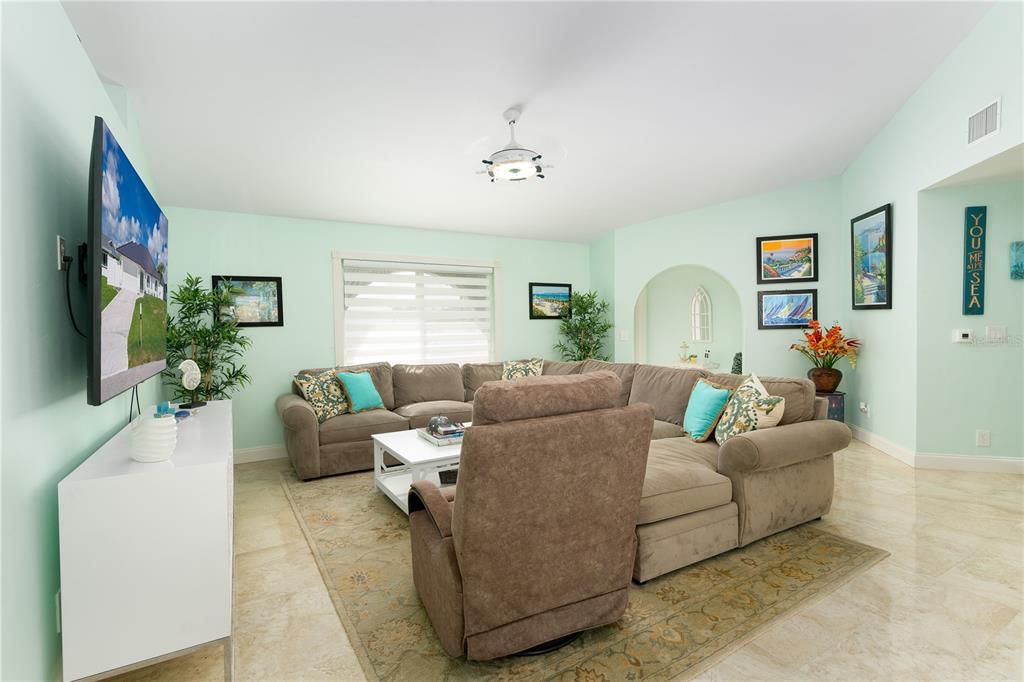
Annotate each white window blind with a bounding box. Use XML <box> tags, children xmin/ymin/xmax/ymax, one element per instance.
<box><xmin>340</xmin><ymin>258</ymin><xmax>494</xmax><ymax>365</ymax></box>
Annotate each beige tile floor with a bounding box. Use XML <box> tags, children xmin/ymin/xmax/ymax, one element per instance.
<box><xmin>113</xmin><ymin>440</ymin><xmax>1022</xmax><ymax>681</ymax></box>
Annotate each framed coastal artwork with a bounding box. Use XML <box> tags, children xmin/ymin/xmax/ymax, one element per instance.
<box><xmin>212</xmin><ymin>275</ymin><xmax>284</xmax><ymax>327</ymax></box>
<box><xmin>1011</xmin><ymin>241</ymin><xmax>1024</xmax><ymax>281</ymax></box>
<box><xmin>757</xmin><ymin>289</ymin><xmax>817</xmax><ymax>330</ymax></box>
<box><xmin>756</xmin><ymin>233</ymin><xmax>818</xmax><ymax>284</ymax></box>
<box><xmin>529</xmin><ymin>282</ymin><xmax>572</xmax><ymax>320</ymax></box>
<box><xmin>850</xmin><ymin>204</ymin><xmax>892</xmax><ymax>310</ymax></box>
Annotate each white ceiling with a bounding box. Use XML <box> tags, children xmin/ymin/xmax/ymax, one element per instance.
<box><xmin>64</xmin><ymin>1</ymin><xmax>991</xmax><ymax>243</ymax></box>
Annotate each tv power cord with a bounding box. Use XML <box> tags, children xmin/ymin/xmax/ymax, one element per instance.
<box><xmin>63</xmin><ymin>254</ymin><xmax>88</xmax><ymax>339</ymax></box>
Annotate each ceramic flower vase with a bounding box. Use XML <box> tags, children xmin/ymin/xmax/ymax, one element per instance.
<box><xmin>808</xmin><ymin>367</ymin><xmax>843</xmax><ymax>393</ymax></box>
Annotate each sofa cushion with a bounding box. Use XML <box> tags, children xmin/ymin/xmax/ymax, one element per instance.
<box><xmin>715</xmin><ymin>374</ymin><xmax>786</xmax><ymax>445</ymax></box>
<box><xmin>709</xmin><ymin>374</ymin><xmax>815</xmax><ymax>425</ymax></box>
<box><xmin>541</xmin><ymin>360</ymin><xmax>584</xmax><ymax>376</ymax></box>
<box><xmin>336</xmin><ymin>371</ymin><xmax>385</xmax><ymax>413</ymax></box>
<box><xmin>472</xmin><ymin>372</ymin><xmax>620</xmax><ymax>426</ymax></box>
<box><xmin>651</xmin><ymin>420</ymin><xmax>684</xmax><ymax>440</ymax></box>
<box><xmin>461</xmin><ymin>362</ymin><xmax>502</xmax><ymax>401</ymax></box>
<box><xmin>502</xmin><ymin>358</ymin><xmax>544</xmax><ymax>380</ymax></box>
<box><xmin>319</xmin><ymin>409</ymin><xmax>409</xmax><ymax>446</ymax></box>
<box><xmin>292</xmin><ymin>369</ymin><xmax>349</xmax><ymax>423</ymax></box>
<box><xmin>394</xmin><ymin>401</ymin><xmax>474</xmax><ymax>429</ymax></box>
<box><xmin>639</xmin><ymin>438</ymin><xmax>732</xmax><ymax>525</ymax></box>
<box><xmin>299</xmin><ymin>362</ymin><xmax>395</xmax><ymax>410</ymax></box>
<box><xmin>579</xmin><ymin>360</ymin><xmax>637</xmax><ymax>406</ymax></box>
<box><xmin>393</xmin><ymin>363</ymin><xmax>465</xmax><ymax>407</ymax></box>
<box><xmin>683</xmin><ymin>379</ymin><xmax>733</xmax><ymax>442</ymax></box>
<box><xmin>629</xmin><ymin>365</ymin><xmax>708</xmax><ymax>425</ymax></box>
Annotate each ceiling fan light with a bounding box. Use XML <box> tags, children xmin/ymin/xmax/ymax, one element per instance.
<box><xmin>481</xmin><ymin>113</ymin><xmax>548</xmax><ymax>182</ymax></box>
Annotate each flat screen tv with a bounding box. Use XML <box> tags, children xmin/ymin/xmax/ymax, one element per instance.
<box><xmin>87</xmin><ymin>117</ymin><xmax>169</xmax><ymax>405</ymax></box>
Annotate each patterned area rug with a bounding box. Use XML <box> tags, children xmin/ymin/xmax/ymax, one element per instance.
<box><xmin>282</xmin><ymin>471</ymin><xmax>887</xmax><ymax>681</ymax></box>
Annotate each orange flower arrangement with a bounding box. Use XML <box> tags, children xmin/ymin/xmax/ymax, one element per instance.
<box><xmin>790</xmin><ymin>320</ymin><xmax>861</xmax><ymax>369</ymax></box>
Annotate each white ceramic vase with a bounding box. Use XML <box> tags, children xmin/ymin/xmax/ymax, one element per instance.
<box><xmin>131</xmin><ymin>415</ymin><xmax>178</xmax><ymax>463</ymax></box>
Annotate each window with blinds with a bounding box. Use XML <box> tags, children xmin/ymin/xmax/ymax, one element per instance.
<box><xmin>339</xmin><ymin>258</ymin><xmax>495</xmax><ymax>365</ymax></box>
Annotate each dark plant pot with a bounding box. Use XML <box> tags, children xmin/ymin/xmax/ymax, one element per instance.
<box><xmin>179</xmin><ymin>400</ymin><xmax>207</xmax><ymax>410</ymax></box>
<box><xmin>808</xmin><ymin>367</ymin><xmax>843</xmax><ymax>393</ymax></box>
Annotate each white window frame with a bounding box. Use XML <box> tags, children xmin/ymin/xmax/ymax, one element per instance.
<box><xmin>691</xmin><ymin>286</ymin><xmax>713</xmax><ymax>343</ymax></box>
<box><xmin>331</xmin><ymin>250</ymin><xmax>502</xmax><ymax>366</ymax></box>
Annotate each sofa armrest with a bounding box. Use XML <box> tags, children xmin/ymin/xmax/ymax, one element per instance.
<box><xmin>813</xmin><ymin>396</ymin><xmax>828</xmax><ymax>420</ymax></box>
<box><xmin>277</xmin><ymin>393</ymin><xmax>317</xmax><ymax>429</ymax></box>
<box><xmin>276</xmin><ymin>393</ymin><xmax>320</xmax><ymax>480</ymax></box>
<box><xmin>718</xmin><ymin>419</ymin><xmax>851</xmax><ymax>475</ymax></box>
<box><xmin>408</xmin><ymin>480</ymin><xmax>454</xmax><ymax>538</ymax></box>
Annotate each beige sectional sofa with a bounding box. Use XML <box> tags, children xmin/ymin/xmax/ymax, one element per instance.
<box><xmin>276</xmin><ymin>359</ymin><xmax>851</xmax><ymax>580</ymax></box>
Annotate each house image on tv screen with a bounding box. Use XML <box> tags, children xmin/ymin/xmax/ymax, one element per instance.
<box><xmin>102</xmin><ymin>239</ymin><xmax>166</xmax><ymax>300</ymax></box>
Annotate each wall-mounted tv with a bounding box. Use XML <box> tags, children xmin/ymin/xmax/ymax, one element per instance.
<box><xmin>87</xmin><ymin>117</ymin><xmax>169</xmax><ymax>405</ymax></box>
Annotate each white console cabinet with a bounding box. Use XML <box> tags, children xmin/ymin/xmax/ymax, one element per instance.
<box><xmin>58</xmin><ymin>400</ymin><xmax>234</xmax><ymax>681</ymax></box>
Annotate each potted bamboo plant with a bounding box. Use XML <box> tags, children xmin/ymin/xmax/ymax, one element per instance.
<box><xmin>163</xmin><ymin>274</ymin><xmax>253</xmax><ymax>407</ymax></box>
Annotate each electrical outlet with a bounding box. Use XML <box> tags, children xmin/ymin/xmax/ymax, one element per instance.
<box><xmin>57</xmin><ymin>236</ymin><xmax>67</xmax><ymax>271</ymax></box>
<box><xmin>986</xmin><ymin>326</ymin><xmax>1008</xmax><ymax>343</ymax></box>
<box><xmin>55</xmin><ymin>590</ymin><xmax>61</xmax><ymax>633</ymax></box>
<box><xmin>976</xmin><ymin>430</ymin><xmax>991</xmax><ymax>447</ymax></box>
<box><xmin>858</xmin><ymin>401</ymin><xmax>870</xmax><ymax>417</ymax></box>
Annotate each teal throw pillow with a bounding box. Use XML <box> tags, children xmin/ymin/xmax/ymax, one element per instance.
<box><xmin>683</xmin><ymin>379</ymin><xmax>734</xmax><ymax>442</ymax></box>
<box><xmin>336</xmin><ymin>371</ymin><xmax>384</xmax><ymax>413</ymax></box>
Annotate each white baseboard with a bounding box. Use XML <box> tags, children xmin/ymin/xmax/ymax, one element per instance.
<box><xmin>850</xmin><ymin>426</ymin><xmax>1023</xmax><ymax>474</ymax></box>
<box><xmin>233</xmin><ymin>445</ymin><xmax>287</xmax><ymax>464</ymax></box>
<box><xmin>915</xmin><ymin>452</ymin><xmax>1024</xmax><ymax>474</ymax></box>
<box><xmin>848</xmin><ymin>425</ymin><xmax>915</xmax><ymax>468</ymax></box>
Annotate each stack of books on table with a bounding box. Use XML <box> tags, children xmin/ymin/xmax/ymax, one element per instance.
<box><xmin>416</xmin><ymin>423</ymin><xmax>466</xmax><ymax>447</ymax></box>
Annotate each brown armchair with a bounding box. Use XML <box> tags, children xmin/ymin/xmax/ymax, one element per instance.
<box><xmin>408</xmin><ymin>371</ymin><xmax>654</xmax><ymax>661</ymax></box>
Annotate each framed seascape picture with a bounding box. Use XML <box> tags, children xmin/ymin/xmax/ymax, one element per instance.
<box><xmin>1011</xmin><ymin>241</ymin><xmax>1024</xmax><ymax>281</ymax></box>
<box><xmin>529</xmin><ymin>282</ymin><xmax>572</xmax><ymax>319</ymax></box>
<box><xmin>850</xmin><ymin>204</ymin><xmax>892</xmax><ymax>309</ymax></box>
<box><xmin>757</xmin><ymin>289</ymin><xmax>817</xmax><ymax>330</ymax></box>
<box><xmin>212</xmin><ymin>275</ymin><xmax>284</xmax><ymax>327</ymax></box>
<box><xmin>756</xmin><ymin>233</ymin><xmax>818</xmax><ymax>284</ymax></box>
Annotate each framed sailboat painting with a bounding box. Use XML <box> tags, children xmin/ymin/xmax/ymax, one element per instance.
<box><xmin>757</xmin><ymin>289</ymin><xmax>817</xmax><ymax>330</ymax></box>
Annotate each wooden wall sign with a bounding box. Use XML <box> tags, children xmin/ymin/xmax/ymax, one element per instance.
<box><xmin>963</xmin><ymin>206</ymin><xmax>987</xmax><ymax>315</ymax></box>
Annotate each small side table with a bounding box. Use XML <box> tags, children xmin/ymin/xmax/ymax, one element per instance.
<box><xmin>817</xmin><ymin>391</ymin><xmax>845</xmax><ymax>422</ymax></box>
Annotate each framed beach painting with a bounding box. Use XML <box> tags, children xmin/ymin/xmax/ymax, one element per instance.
<box><xmin>213</xmin><ymin>275</ymin><xmax>284</xmax><ymax>327</ymax></box>
<box><xmin>757</xmin><ymin>289</ymin><xmax>817</xmax><ymax>330</ymax></box>
<box><xmin>850</xmin><ymin>204</ymin><xmax>893</xmax><ymax>309</ymax></box>
<box><xmin>1011</xmin><ymin>241</ymin><xmax>1024</xmax><ymax>280</ymax></box>
<box><xmin>756</xmin><ymin>233</ymin><xmax>818</xmax><ymax>284</ymax></box>
<box><xmin>529</xmin><ymin>282</ymin><xmax>572</xmax><ymax>319</ymax></box>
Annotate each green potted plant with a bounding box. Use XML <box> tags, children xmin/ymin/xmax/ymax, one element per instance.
<box><xmin>554</xmin><ymin>290</ymin><xmax>613</xmax><ymax>361</ymax></box>
<box><xmin>163</xmin><ymin>274</ymin><xmax>253</xmax><ymax>407</ymax></box>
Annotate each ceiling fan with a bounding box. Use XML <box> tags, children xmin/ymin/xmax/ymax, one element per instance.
<box><xmin>480</xmin><ymin>108</ymin><xmax>550</xmax><ymax>182</ymax></box>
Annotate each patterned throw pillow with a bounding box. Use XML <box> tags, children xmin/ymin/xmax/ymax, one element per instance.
<box><xmin>502</xmin><ymin>358</ymin><xmax>544</xmax><ymax>380</ymax></box>
<box><xmin>293</xmin><ymin>369</ymin><xmax>349</xmax><ymax>423</ymax></box>
<box><xmin>715</xmin><ymin>374</ymin><xmax>786</xmax><ymax>445</ymax></box>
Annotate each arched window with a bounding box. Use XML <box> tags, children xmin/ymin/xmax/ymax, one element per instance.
<box><xmin>691</xmin><ymin>287</ymin><xmax>712</xmax><ymax>342</ymax></box>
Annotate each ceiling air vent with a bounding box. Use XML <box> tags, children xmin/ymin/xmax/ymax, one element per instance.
<box><xmin>968</xmin><ymin>100</ymin><xmax>999</xmax><ymax>144</ymax></box>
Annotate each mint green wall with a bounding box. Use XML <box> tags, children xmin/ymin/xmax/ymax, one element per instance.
<box><xmin>1</xmin><ymin>3</ymin><xmax>162</xmax><ymax>679</ymax></box>
<box><xmin>917</xmin><ymin>181</ymin><xmax>1023</xmax><ymax>458</ymax></box>
<box><xmin>599</xmin><ymin>3</ymin><xmax>1022</xmax><ymax>456</ymax></box>
<box><xmin>588</xmin><ymin>232</ymin><xmax>616</xmax><ymax>358</ymax></box>
<box><xmin>608</xmin><ymin>177</ymin><xmax>844</xmax><ymax>379</ymax></box>
<box><xmin>640</xmin><ymin>266</ymin><xmax>742</xmax><ymax>369</ymax></box>
<box><xmin>166</xmin><ymin>207</ymin><xmax>590</xmax><ymax>450</ymax></box>
<box><xmin>839</xmin><ymin>2</ymin><xmax>1022</xmax><ymax>451</ymax></box>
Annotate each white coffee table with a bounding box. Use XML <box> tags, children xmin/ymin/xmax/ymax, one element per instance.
<box><xmin>371</xmin><ymin>429</ymin><xmax>462</xmax><ymax>514</ymax></box>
